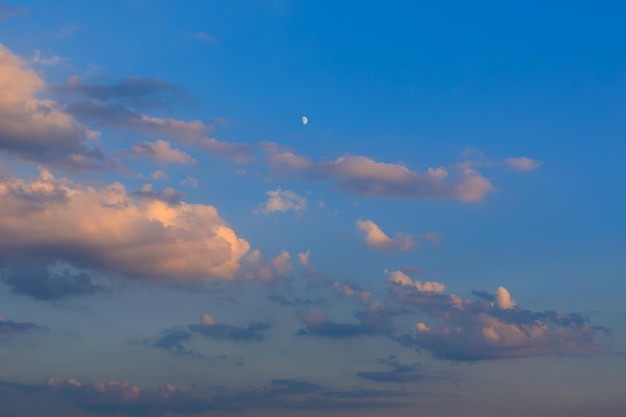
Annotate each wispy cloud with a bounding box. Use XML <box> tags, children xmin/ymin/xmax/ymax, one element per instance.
<box><xmin>0</xmin><ymin>4</ymin><xmax>27</xmax><ymax>21</ymax></box>
<box><xmin>504</xmin><ymin>156</ymin><xmax>541</xmax><ymax>171</ymax></box>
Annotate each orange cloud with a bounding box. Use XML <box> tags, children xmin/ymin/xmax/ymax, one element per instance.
<box><xmin>0</xmin><ymin>169</ymin><xmax>250</xmax><ymax>280</ymax></box>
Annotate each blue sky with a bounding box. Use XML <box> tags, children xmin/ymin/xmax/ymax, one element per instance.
<box><xmin>0</xmin><ymin>1</ymin><xmax>625</xmax><ymax>416</ymax></box>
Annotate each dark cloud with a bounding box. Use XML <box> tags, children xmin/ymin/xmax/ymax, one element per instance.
<box><xmin>50</xmin><ymin>76</ymin><xmax>186</xmax><ymax>108</ymax></box>
<box><xmin>189</xmin><ymin>319</ymin><xmax>273</xmax><ymax>342</ymax></box>
<box><xmin>357</xmin><ymin>356</ymin><xmax>429</xmax><ymax>383</ymax></box>
<box><xmin>296</xmin><ymin>308</ymin><xmax>392</xmax><ymax>339</ymax></box>
<box><xmin>143</xmin><ymin>327</ymin><xmax>198</xmax><ymax>357</ymax></box>
<box><xmin>0</xmin><ymin>377</ymin><xmax>410</xmax><ymax>416</ymax></box>
<box><xmin>131</xmin><ymin>185</ymin><xmax>184</xmax><ymax>205</ymax></box>
<box><xmin>0</xmin><ymin>316</ymin><xmax>39</xmax><ymax>336</ymax></box>
<box><xmin>147</xmin><ymin>316</ymin><xmax>273</xmax><ymax>356</ymax></box>
<box><xmin>1</xmin><ymin>262</ymin><xmax>104</xmax><ymax>301</ymax></box>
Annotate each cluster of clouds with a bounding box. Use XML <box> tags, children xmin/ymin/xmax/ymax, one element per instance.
<box><xmin>386</xmin><ymin>272</ymin><xmax>598</xmax><ymax>360</ymax></box>
<box><xmin>0</xmin><ymin>375</ymin><xmax>414</xmax><ymax>416</ymax></box>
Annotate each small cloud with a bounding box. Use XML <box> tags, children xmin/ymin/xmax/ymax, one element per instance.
<box><xmin>297</xmin><ymin>250</ymin><xmax>310</xmax><ymax>266</ymax></box>
<box><xmin>0</xmin><ymin>4</ymin><xmax>28</xmax><ymax>21</ymax></box>
<box><xmin>504</xmin><ymin>157</ymin><xmax>540</xmax><ymax>171</ymax></box>
<box><xmin>356</xmin><ymin>220</ymin><xmax>415</xmax><ymax>251</ymax></box>
<box><xmin>423</xmin><ymin>232</ymin><xmax>443</xmax><ymax>245</ymax></box>
<box><xmin>194</xmin><ymin>32</ymin><xmax>217</xmax><ymax>44</ymax></box>
<box><xmin>151</xmin><ymin>169</ymin><xmax>168</xmax><ymax>180</ymax></box>
<box><xmin>0</xmin><ymin>316</ymin><xmax>39</xmax><ymax>336</ymax></box>
<box><xmin>130</xmin><ymin>139</ymin><xmax>196</xmax><ymax>165</ymax></box>
<box><xmin>258</xmin><ymin>187</ymin><xmax>306</xmax><ymax>215</ymax></box>
<box><xmin>31</xmin><ymin>50</ymin><xmax>62</xmax><ymax>66</ymax></box>
<box><xmin>180</xmin><ymin>176</ymin><xmax>198</xmax><ymax>188</ymax></box>
<box><xmin>242</xmin><ymin>249</ymin><xmax>293</xmax><ymax>280</ymax></box>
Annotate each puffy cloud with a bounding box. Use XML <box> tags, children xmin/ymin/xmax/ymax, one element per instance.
<box><xmin>0</xmin><ymin>44</ymin><xmax>108</xmax><ymax>170</ymax></box>
<box><xmin>259</xmin><ymin>188</ymin><xmax>306</xmax><ymax>215</ymax></box>
<box><xmin>0</xmin><ymin>169</ymin><xmax>250</xmax><ymax>281</ymax></box>
<box><xmin>130</xmin><ymin>139</ymin><xmax>196</xmax><ymax>165</ymax></box>
<box><xmin>312</xmin><ymin>156</ymin><xmax>494</xmax><ymax>202</ymax></box>
<box><xmin>387</xmin><ymin>280</ymin><xmax>598</xmax><ymax>361</ymax></box>
<box><xmin>505</xmin><ymin>157</ymin><xmax>541</xmax><ymax>171</ymax></box>
<box><xmin>386</xmin><ymin>270</ymin><xmax>445</xmax><ymax>294</ymax></box>
<box><xmin>297</xmin><ymin>250</ymin><xmax>310</xmax><ymax>266</ymax></box>
<box><xmin>495</xmin><ymin>286</ymin><xmax>516</xmax><ymax>310</ymax></box>
<box><xmin>356</xmin><ymin>220</ymin><xmax>415</xmax><ymax>251</ymax></box>
<box><xmin>242</xmin><ymin>250</ymin><xmax>293</xmax><ymax>281</ymax></box>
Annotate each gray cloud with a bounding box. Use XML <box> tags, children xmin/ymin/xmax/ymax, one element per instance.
<box><xmin>387</xmin><ymin>278</ymin><xmax>599</xmax><ymax>361</ymax></box>
<box><xmin>1</xmin><ymin>262</ymin><xmax>104</xmax><ymax>301</ymax></box>
<box><xmin>147</xmin><ymin>315</ymin><xmax>273</xmax><ymax>356</ymax></box>
<box><xmin>0</xmin><ymin>316</ymin><xmax>39</xmax><ymax>337</ymax></box>
<box><xmin>296</xmin><ymin>307</ymin><xmax>392</xmax><ymax>339</ymax></box>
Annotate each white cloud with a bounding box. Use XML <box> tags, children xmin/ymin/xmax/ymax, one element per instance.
<box><xmin>356</xmin><ymin>220</ymin><xmax>415</xmax><ymax>251</ymax></box>
<box><xmin>259</xmin><ymin>187</ymin><xmax>306</xmax><ymax>215</ymax></box>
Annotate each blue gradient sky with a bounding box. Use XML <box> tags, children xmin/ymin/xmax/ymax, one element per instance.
<box><xmin>0</xmin><ymin>1</ymin><xmax>625</xmax><ymax>416</ymax></box>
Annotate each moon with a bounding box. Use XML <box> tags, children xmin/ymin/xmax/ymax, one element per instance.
<box><xmin>301</xmin><ymin>116</ymin><xmax>308</xmax><ymax>125</ymax></box>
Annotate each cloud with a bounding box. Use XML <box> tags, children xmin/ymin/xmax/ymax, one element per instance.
<box><xmin>0</xmin><ymin>4</ymin><xmax>27</xmax><ymax>21</ymax></box>
<box><xmin>296</xmin><ymin>305</ymin><xmax>392</xmax><ymax>339</ymax></box>
<box><xmin>31</xmin><ymin>50</ymin><xmax>62</xmax><ymax>66</ymax></box>
<box><xmin>0</xmin><ymin>376</ymin><xmax>411</xmax><ymax>415</ymax></box>
<box><xmin>189</xmin><ymin>314</ymin><xmax>273</xmax><ymax>342</ymax></box>
<box><xmin>386</xmin><ymin>270</ymin><xmax>445</xmax><ymax>294</ymax></box>
<box><xmin>386</xmin><ymin>278</ymin><xmax>598</xmax><ymax>361</ymax></box>
<box><xmin>0</xmin><ymin>316</ymin><xmax>39</xmax><ymax>336</ymax></box>
<box><xmin>505</xmin><ymin>157</ymin><xmax>541</xmax><ymax>171</ymax></box>
<box><xmin>423</xmin><ymin>232</ymin><xmax>443</xmax><ymax>245</ymax></box>
<box><xmin>0</xmin><ymin>169</ymin><xmax>250</xmax><ymax>281</ymax></box>
<box><xmin>147</xmin><ymin>315</ymin><xmax>274</xmax><ymax>355</ymax></box>
<box><xmin>130</xmin><ymin>139</ymin><xmax>196</xmax><ymax>165</ymax></box>
<box><xmin>242</xmin><ymin>249</ymin><xmax>293</xmax><ymax>281</ymax></box>
<box><xmin>312</xmin><ymin>155</ymin><xmax>494</xmax><ymax>201</ymax></box>
<box><xmin>51</xmin><ymin>75</ymin><xmax>185</xmax><ymax>108</ymax></box>
<box><xmin>0</xmin><ymin>44</ymin><xmax>109</xmax><ymax>170</ymax></box>
<box><xmin>194</xmin><ymin>32</ymin><xmax>217</xmax><ymax>44</ymax></box>
<box><xmin>1</xmin><ymin>261</ymin><xmax>105</xmax><ymax>300</ymax></box>
<box><xmin>258</xmin><ymin>187</ymin><xmax>306</xmax><ymax>215</ymax></box>
<box><xmin>357</xmin><ymin>357</ymin><xmax>429</xmax><ymax>383</ymax></box>
<box><xmin>297</xmin><ymin>250</ymin><xmax>310</xmax><ymax>266</ymax></box>
<box><xmin>356</xmin><ymin>220</ymin><xmax>415</xmax><ymax>251</ymax></box>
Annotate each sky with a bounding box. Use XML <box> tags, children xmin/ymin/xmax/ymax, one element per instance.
<box><xmin>0</xmin><ymin>1</ymin><xmax>625</xmax><ymax>416</ymax></box>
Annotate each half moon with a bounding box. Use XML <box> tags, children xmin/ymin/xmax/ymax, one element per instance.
<box><xmin>301</xmin><ymin>116</ymin><xmax>308</xmax><ymax>125</ymax></box>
